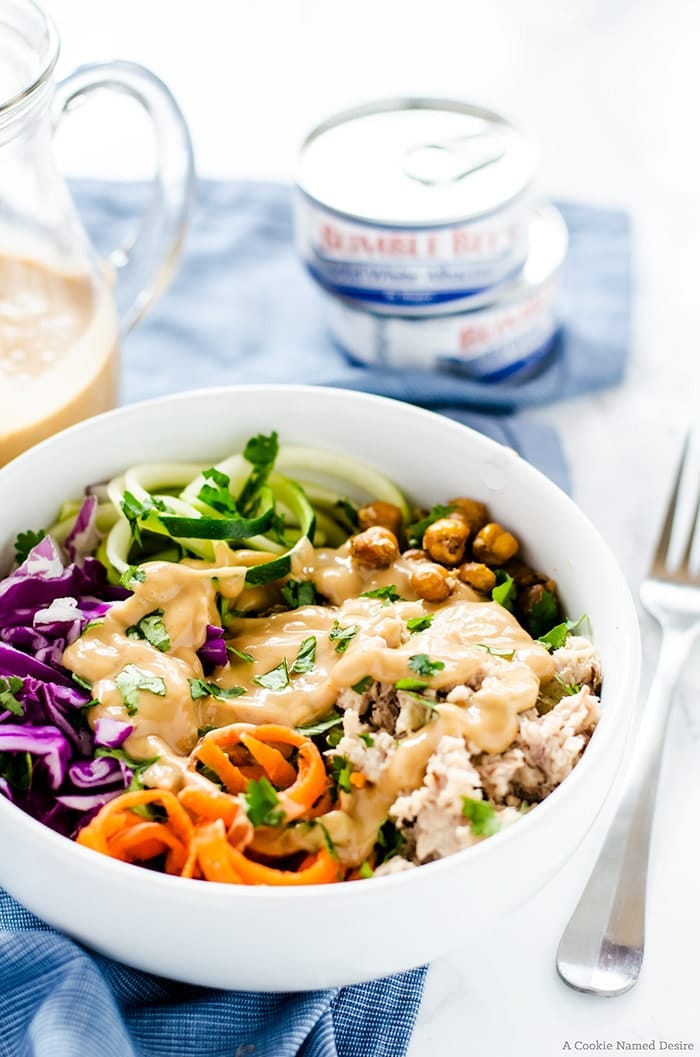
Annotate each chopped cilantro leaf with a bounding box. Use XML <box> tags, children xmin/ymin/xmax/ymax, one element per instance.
<box><xmin>406</xmin><ymin>614</ymin><xmax>433</xmax><ymax>634</ymax></box>
<box><xmin>243</xmin><ymin>431</ymin><xmax>279</xmax><ymax>469</ymax></box>
<box><xmin>375</xmin><ymin>819</ymin><xmax>405</xmax><ymax>864</ymax></box>
<box><xmin>198</xmin><ymin>467</ymin><xmax>238</xmax><ymax>515</ymax></box>
<box><xmin>326</xmin><ymin>727</ymin><xmax>343</xmax><ymax>748</ymax></box>
<box><xmin>290</xmin><ymin>636</ymin><xmax>316</xmax><ymax>675</ymax></box>
<box><xmin>317</xmin><ymin>822</ymin><xmax>339</xmax><ymax>862</ymax></box>
<box><xmin>554</xmin><ymin>672</ymin><xmax>580</xmax><ymax>696</ymax></box>
<box><xmin>13</xmin><ymin>529</ymin><xmax>45</xmax><ymax>565</ymax></box>
<box><xmin>359</xmin><ymin>861</ymin><xmax>374</xmax><ymax>879</ymax></box>
<box><xmin>0</xmin><ymin>676</ymin><xmax>24</xmax><ymax>717</ymax></box>
<box><xmin>474</xmin><ymin>643</ymin><xmax>516</xmax><ymax>660</ymax></box>
<box><xmin>492</xmin><ymin>571</ymin><xmax>516</xmax><ymax>611</ymax></box>
<box><xmin>462</xmin><ymin>796</ymin><xmax>500</xmax><ymax>837</ymax></box>
<box><xmin>538</xmin><ymin>615</ymin><xmax>586</xmax><ymax>652</ymax></box>
<box><xmin>72</xmin><ymin>673</ymin><xmax>92</xmax><ymax>692</ymax></box>
<box><xmin>360</xmin><ymin>585</ymin><xmax>404</xmax><ymax>604</ymax></box>
<box><xmin>524</xmin><ymin>588</ymin><xmax>559</xmax><ymax>638</ymax></box>
<box><xmin>84</xmin><ymin>619</ymin><xmax>105</xmax><ymax>632</ymax></box>
<box><xmin>408</xmin><ymin>653</ymin><xmax>445</xmax><ymax>678</ymax></box>
<box><xmin>0</xmin><ymin>751</ymin><xmax>33</xmax><ymax>792</ymax></box>
<box><xmin>244</xmin><ymin>776</ymin><xmax>285</xmax><ymax>827</ymax></box>
<box><xmin>329</xmin><ymin>621</ymin><xmax>359</xmax><ymax>654</ymax></box>
<box><xmin>253</xmin><ymin>659</ymin><xmax>290</xmax><ymax>691</ymax></box>
<box><xmin>96</xmin><ymin>747</ymin><xmax>160</xmax><ymax>793</ymax></box>
<box><xmin>395</xmin><ymin>677</ymin><xmax>429</xmax><ymax>692</ymax></box>
<box><xmin>227</xmin><ymin>645</ymin><xmax>254</xmax><ymax>664</ymax></box>
<box><xmin>351</xmin><ymin>676</ymin><xmax>373</xmax><ymax>695</ymax></box>
<box><xmin>359</xmin><ymin>732</ymin><xmax>375</xmax><ymax>747</ymax></box>
<box><xmin>281</xmin><ymin>579</ymin><xmax>317</xmax><ymax>609</ymax></box>
<box><xmin>126</xmin><ymin>609</ymin><xmax>170</xmax><ymax>652</ymax></box>
<box><xmin>330</xmin><ymin>755</ymin><xmax>353</xmax><ymax>795</ymax></box>
<box><xmin>115</xmin><ymin>665</ymin><xmax>166</xmax><ymax>715</ymax></box>
<box><xmin>296</xmin><ymin>711</ymin><xmax>343</xmax><ymax>736</ymax></box>
<box><xmin>188</xmin><ymin>678</ymin><xmax>246</xmax><ymax>701</ymax></box>
<box><xmin>119</xmin><ymin>564</ymin><xmax>146</xmax><ymax>589</ymax></box>
<box><xmin>406</xmin><ymin>504</ymin><xmax>457</xmax><ymax>547</ymax></box>
<box><xmin>334</xmin><ymin>499</ymin><xmax>360</xmax><ymax>530</ymax></box>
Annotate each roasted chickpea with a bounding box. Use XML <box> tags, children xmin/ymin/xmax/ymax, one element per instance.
<box><xmin>472</xmin><ymin>522</ymin><xmax>519</xmax><ymax>565</ymax></box>
<box><xmin>422</xmin><ymin>517</ymin><xmax>469</xmax><ymax>566</ymax></box>
<box><xmin>448</xmin><ymin>497</ymin><xmax>489</xmax><ymax>534</ymax></box>
<box><xmin>401</xmin><ymin>548</ymin><xmax>429</xmax><ymax>562</ymax></box>
<box><xmin>350</xmin><ymin>526</ymin><xmax>399</xmax><ymax>568</ymax></box>
<box><xmin>409</xmin><ymin>561</ymin><xmax>452</xmax><ymax>602</ymax></box>
<box><xmin>457</xmin><ymin>561</ymin><xmax>497</xmax><ymax>593</ymax></box>
<box><xmin>357</xmin><ymin>500</ymin><xmax>403</xmax><ymax>536</ymax></box>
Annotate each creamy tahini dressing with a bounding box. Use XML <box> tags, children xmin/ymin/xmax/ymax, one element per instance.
<box><xmin>62</xmin><ymin>545</ymin><xmax>555</xmax><ymax>863</ymax></box>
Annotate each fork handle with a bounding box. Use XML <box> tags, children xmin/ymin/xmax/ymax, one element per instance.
<box><xmin>556</xmin><ymin>628</ymin><xmax>696</xmax><ymax>996</ymax></box>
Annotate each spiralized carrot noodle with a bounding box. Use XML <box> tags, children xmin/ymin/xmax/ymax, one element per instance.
<box><xmin>188</xmin><ymin>723</ymin><xmax>329</xmax><ymax>820</ymax></box>
<box><xmin>76</xmin><ymin>733</ymin><xmax>340</xmax><ymax>885</ymax></box>
<box><xmin>77</xmin><ymin>790</ymin><xmax>194</xmax><ymax>875</ymax></box>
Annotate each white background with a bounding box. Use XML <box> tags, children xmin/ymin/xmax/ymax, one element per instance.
<box><xmin>44</xmin><ymin>1</ymin><xmax>700</xmax><ymax>1053</ymax></box>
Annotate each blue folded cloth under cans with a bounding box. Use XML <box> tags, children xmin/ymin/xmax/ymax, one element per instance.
<box><xmin>0</xmin><ymin>179</ymin><xmax>631</xmax><ymax>1057</ymax></box>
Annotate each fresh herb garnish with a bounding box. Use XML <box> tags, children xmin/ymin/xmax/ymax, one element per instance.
<box><xmin>408</xmin><ymin>653</ymin><xmax>445</xmax><ymax>678</ymax></box>
<box><xmin>474</xmin><ymin>643</ymin><xmax>516</xmax><ymax>660</ymax></box>
<box><xmin>84</xmin><ymin>619</ymin><xmax>105</xmax><ymax>632</ymax></box>
<box><xmin>253</xmin><ymin>659</ymin><xmax>290</xmax><ymax>691</ymax></box>
<box><xmin>188</xmin><ymin>678</ymin><xmax>246</xmax><ymax>701</ymax></box>
<box><xmin>406</xmin><ymin>614</ymin><xmax>434</xmax><ymax>634</ymax></box>
<box><xmin>119</xmin><ymin>564</ymin><xmax>146</xmax><ymax>589</ymax></box>
<box><xmin>351</xmin><ymin>676</ymin><xmax>373</xmax><ymax>695</ymax></box>
<box><xmin>13</xmin><ymin>529</ymin><xmax>45</xmax><ymax>565</ymax></box>
<box><xmin>296</xmin><ymin>711</ymin><xmax>343</xmax><ymax>737</ymax></box>
<box><xmin>197</xmin><ymin>467</ymin><xmax>238</xmax><ymax>515</ymax></box>
<box><xmin>326</xmin><ymin>727</ymin><xmax>343</xmax><ymax>748</ymax></box>
<box><xmin>330</xmin><ymin>755</ymin><xmax>353</xmax><ymax>795</ymax></box>
<box><xmin>406</xmin><ymin>504</ymin><xmax>457</xmax><ymax>547</ymax></box>
<box><xmin>115</xmin><ymin>665</ymin><xmax>166</xmax><ymax>715</ymax></box>
<box><xmin>359</xmin><ymin>732</ymin><xmax>375</xmax><ymax>747</ymax></box>
<box><xmin>360</xmin><ymin>585</ymin><xmax>404</xmax><ymax>604</ymax></box>
<box><xmin>359</xmin><ymin>861</ymin><xmax>375</xmax><ymax>879</ymax></box>
<box><xmin>126</xmin><ymin>609</ymin><xmax>171</xmax><ymax>652</ymax></box>
<box><xmin>0</xmin><ymin>676</ymin><xmax>24</xmax><ymax>717</ymax></box>
<box><xmin>395</xmin><ymin>677</ymin><xmax>429</xmax><ymax>692</ymax></box>
<box><xmin>238</xmin><ymin>431</ymin><xmax>279</xmax><ymax>512</ymax></box>
<box><xmin>291</xmin><ymin>636</ymin><xmax>316</xmax><ymax>675</ymax></box>
<box><xmin>375</xmin><ymin>819</ymin><xmax>406</xmax><ymax>864</ymax></box>
<box><xmin>72</xmin><ymin>673</ymin><xmax>92</xmax><ymax>692</ymax></box>
<box><xmin>0</xmin><ymin>751</ymin><xmax>33</xmax><ymax>792</ymax></box>
<box><xmin>281</xmin><ymin>579</ymin><xmax>317</xmax><ymax>610</ymax></box>
<box><xmin>554</xmin><ymin>672</ymin><xmax>581</xmax><ymax>696</ymax></box>
<box><xmin>96</xmin><ymin>747</ymin><xmax>160</xmax><ymax>792</ymax></box>
<box><xmin>329</xmin><ymin>621</ymin><xmax>359</xmax><ymax>654</ymax></box>
<box><xmin>525</xmin><ymin>588</ymin><xmax>559</xmax><ymax>638</ymax></box>
<box><xmin>462</xmin><ymin>796</ymin><xmax>501</xmax><ymax>837</ymax></box>
<box><xmin>538</xmin><ymin>615</ymin><xmax>586</xmax><ymax>652</ymax></box>
<box><xmin>244</xmin><ymin>776</ymin><xmax>285</xmax><ymax>827</ymax></box>
<box><xmin>227</xmin><ymin>644</ymin><xmax>254</xmax><ymax>664</ymax></box>
<box><xmin>334</xmin><ymin>499</ymin><xmax>360</xmax><ymax>530</ymax></box>
<box><xmin>492</xmin><ymin>571</ymin><xmax>516</xmax><ymax>611</ymax></box>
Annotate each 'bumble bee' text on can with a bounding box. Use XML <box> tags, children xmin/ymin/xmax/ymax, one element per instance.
<box><xmin>296</xmin><ymin>99</ymin><xmax>537</xmax><ymax>308</ymax></box>
<box><xmin>323</xmin><ymin>204</ymin><xmax>567</xmax><ymax>381</ymax></box>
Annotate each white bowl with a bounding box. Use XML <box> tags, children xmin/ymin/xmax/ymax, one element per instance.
<box><xmin>0</xmin><ymin>385</ymin><xmax>640</xmax><ymax>990</ymax></box>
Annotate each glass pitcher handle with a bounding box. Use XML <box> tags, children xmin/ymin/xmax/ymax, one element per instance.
<box><xmin>52</xmin><ymin>61</ymin><xmax>195</xmax><ymax>335</ymax></box>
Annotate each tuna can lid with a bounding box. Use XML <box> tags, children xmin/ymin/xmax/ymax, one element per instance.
<box><xmin>298</xmin><ymin>98</ymin><xmax>537</xmax><ymax>228</ymax></box>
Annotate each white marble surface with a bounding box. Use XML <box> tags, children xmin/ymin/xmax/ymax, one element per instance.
<box><xmin>44</xmin><ymin>0</ymin><xmax>700</xmax><ymax>1050</ymax></box>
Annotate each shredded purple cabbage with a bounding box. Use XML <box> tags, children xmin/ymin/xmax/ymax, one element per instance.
<box><xmin>0</xmin><ymin>536</ymin><xmax>135</xmax><ymax>836</ymax></box>
<box><xmin>198</xmin><ymin>623</ymin><xmax>228</xmax><ymax>673</ymax></box>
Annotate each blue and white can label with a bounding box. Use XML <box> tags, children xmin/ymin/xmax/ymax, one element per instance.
<box><xmin>296</xmin><ymin>99</ymin><xmax>537</xmax><ymax>309</ymax></box>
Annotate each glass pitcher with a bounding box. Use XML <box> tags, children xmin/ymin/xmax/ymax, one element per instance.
<box><xmin>0</xmin><ymin>0</ymin><xmax>194</xmax><ymax>465</ymax></box>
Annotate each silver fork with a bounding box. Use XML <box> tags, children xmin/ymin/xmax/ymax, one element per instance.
<box><xmin>556</xmin><ymin>437</ymin><xmax>700</xmax><ymax>996</ymax></box>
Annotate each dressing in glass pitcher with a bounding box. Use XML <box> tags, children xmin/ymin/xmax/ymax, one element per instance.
<box><xmin>0</xmin><ymin>0</ymin><xmax>194</xmax><ymax>465</ymax></box>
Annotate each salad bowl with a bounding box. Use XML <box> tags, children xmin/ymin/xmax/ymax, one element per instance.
<box><xmin>0</xmin><ymin>385</ymin><xmax>639</xmax><ymax>990</ymax></box>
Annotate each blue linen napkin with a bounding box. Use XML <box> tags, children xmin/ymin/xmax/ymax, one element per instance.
<box><xmin>0</xmin><ymin>179</ymin><xmax>631</xmax><ymax>1057</ymax></box>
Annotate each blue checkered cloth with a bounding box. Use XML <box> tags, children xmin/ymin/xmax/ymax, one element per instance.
<box><xmin>0</xmin><ymin>179</ymin><xmax>631</xmax><ymax>1057</ymax></box>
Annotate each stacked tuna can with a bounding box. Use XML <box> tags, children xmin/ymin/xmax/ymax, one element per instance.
<box><xmin>295</xmin><ymin>99</ymin><xmax>567</xmax><ymax>381</ymax></box>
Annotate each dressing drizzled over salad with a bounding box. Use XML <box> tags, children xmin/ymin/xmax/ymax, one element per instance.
<box><xmin>0</xmin><ymin>433</ymin><xmax>602</xmax><ymax>884</ymax></box>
